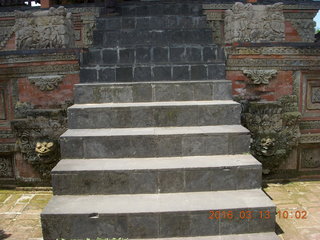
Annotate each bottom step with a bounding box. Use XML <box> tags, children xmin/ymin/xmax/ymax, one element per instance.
<box><xmin>135</xmin><ymin>232</ymin><xmax>279</xmax><ymax>240</ymax></box>
<box><xmin>41</xmin><ymin>189</ymin><xmax>275</xmax><ymax>239</ymax></box>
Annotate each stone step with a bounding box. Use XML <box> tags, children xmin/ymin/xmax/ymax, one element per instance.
<box><xmin>52</xmin><ymin>154</ymin><xmax>261</xmax><ymax>195</ymax></box>
<box><xmin>81</xmin><ymin>44</ymin><xmax>224</xmax><ymax>66</ymax></box>
<box><xmin>41</xmin><ymin>189</ymin><xmax>276</xmax><ymax>239</ymax></box>
<box><xmin>80</xmin><ymin>63</ymin><xmax>225</xmax><ymax>82</ymax></box>
<box><xmin>92</xmin><ymin>29</ymin><xmax>212</xmax><ymax>47</ymax></box>
<box><xmin>68</xmin><ymin>101</ymin><xmax>241</xmax><ymax>129</ymax></box>
<box><xmin>60</xmin><ymin>125</ymin><xmax>250</xmax><ymax>159</ymax></box>
<box><xmin>96</xmin><ymin>15</ymin><xmax>207</xmax><ymax>30</ymax></box>
<box><xmin>132</xmin><ymin>232</ymin><xmax>280</xmax><ymax>240</ymax></box>
<box><xmin>74</xmin><ymin>80</ymin><xmax>232</xmax><ymax>104</ymax></box>
<box><xmin>117</xmin><ymin>2</ymin><xmax>202</xmax><ymax>16</ymax></box>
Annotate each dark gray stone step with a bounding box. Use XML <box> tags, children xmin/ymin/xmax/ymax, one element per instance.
<box><xmin>133</xmin><ymin>232</ymin><xmax>280</xmax><ymax>240</ymax></box>
<box><xmin>52</xmin><ymin>154</ymin><xmax>262</xmax><ymax>195</ymax></box>
<box><xmin>117</xmin><ymin>3</ymin><xmax>202</xmax><ymax>16</ymax></box>
<box><xmin>60</xmin><ymin>125</ymin><xmax>250</xmax><ymax>159</ymax></box>
<box><xmin>41</xmin><ymin>189</ymin><xmax>276</xmax><ymax>239</ymax></box>
<box><xmin>74</xmin><ymin>80</ymin><xmax>232</xmax><ymax>104</ymax></box>
<box><xmin>81</xmin><ymin>45</ymin><xmax>224</xmax><ymax>66</ymax></box>
<box><xmin>68</xmin><ymin>101</ymin><xmax>241</xmax><ymax>129</ymax></box>
<box><xmin>96</xmin><ymin>15</ymin><xmax>207</xmax><ymax>30</ymax></box>
<box><xmin>80</xmin><ymin>63</ymin><xmax>225</xmax><ymax>83</ymax></box>
<box><xmin>92</xmin><ymin>29</ymin><xmax>212</xmax><ymax>47</ymax></box>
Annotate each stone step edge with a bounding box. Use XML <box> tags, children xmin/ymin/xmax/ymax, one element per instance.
<box><xmin>80</xmin><ymin>62</ymin><xmax>225</xmax><ymax>68</ymax></box>
<box><xmin>52</xmin><ymin>154</ymin><xmax>260</xmax><ymax>173</ymax></box>
<box><xmin>42</xmin><ymin>189</ymin><xmax>275</xmax><ymax>215</ymax></box>
<box><xmin>131</xmin><ymin>232</ymin><xmax>280</xmax><ymax>240</ymax></box>
<box><xmin>68</xmin><ymin>100</ymin><xmax>239</xmax><ymax>109</ymax></box>
<box><xmin>75</xmin><ymin>79</ymin><xmax>230</xmax><ymax>86</ymax></box>
<box><xmin>61</xmin><ymin>125</ymin><xmax>249</xmax><ymax>138</ymax></box>
<box><xmin>84</xmin><ymin>43</ymin><xmax>220</xmax><ymax>49</ymax></box>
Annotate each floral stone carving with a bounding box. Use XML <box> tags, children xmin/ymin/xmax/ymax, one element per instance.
<box><xmin>28</xmin><ymin>75</ymin><xmax>63</xmax><ymax>91</ymax></box>
<box><xmin>12</xmin><ymin>111</ymin><xmax>67</xmax><ymax>179</ymax></box>
<box><xmin>225</xmin><ymin>2</ymin><xmax>285</xmax><ymax>43</ymax></box>
<box><xmin>243</xmin><ymin>70</ymin><xmax>277</xmax><ymax>85</ymax></box>
<box><xmin>14</xmin><ymin>6</ymin><xmax>75</xmax><ymax>50</ymax></box>
<box><xmin>241</xmin><ymin>95</ymin><xmax>301</xmax><ymax>173</ymax></box>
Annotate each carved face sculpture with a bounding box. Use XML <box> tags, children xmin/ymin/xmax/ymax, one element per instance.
<box><xmin>35</xmin><ymin>142</ymin><xmax>54</xmax><ymax>156</ymax></box>
<box><xmin>260</xmin><ymin>137</ymin><xmax>276</xmax><ymax>156</ymax></box>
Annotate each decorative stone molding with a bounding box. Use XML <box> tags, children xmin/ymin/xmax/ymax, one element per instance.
<box><xmin>224</xmin><ymin>2</ymin><xmax>285</xmax><ymax>43</ymax></box>
<box><xmin>0</xmin><ymin>155</ymin><xmax>14</xmax><ymax>178</ymax></box>
<box><xmin>227</xmin><ymin>59</ymin><xmax>320</xmax><ymax>70</ymax></box>
<box><xmin>300</xmin><ymin>134</ymin><xmax>320</xmax><ymax>144</ymax></box>
<box><xmin>225</xmin><ymin>47</ymin><xmax>320</xmax><ymax>56</ymax></box>
<box><xmin>243</xmin><ymin>69</ymin><xmax>277</xmax><ymax>85</ymax></box>
<box><xmin>28</xmin><ymin>75</ymin><xmax>64</xmax><ymax>91</ymax></box>
<box><xmin>241</xmin><ymin>95</ymin><xmax>301</xmax><ymax>173</ymax></box>
<box><xmin>14</xmin><ymin>6</ymin><xmax>75</xmax><ymax>50</ymax></box>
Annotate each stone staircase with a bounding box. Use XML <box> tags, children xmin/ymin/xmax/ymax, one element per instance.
<box><xmin>41</xmin><ymin>1</ymin><xmax>278</xmax><ymax>240</ymax></box>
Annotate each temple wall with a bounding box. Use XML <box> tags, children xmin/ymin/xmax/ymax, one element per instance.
<box><xmin>204</xmin><ymin>1</ymin><xmax>320</xmax><ymax>180</ymax></box>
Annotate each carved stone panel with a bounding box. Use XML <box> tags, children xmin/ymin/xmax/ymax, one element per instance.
<box><xmin>311</xmin><ymin>87</ymin><xmax>320</xmax><ymax>103</ymax></box>
<box><xmin>14</xmin><ymin>6</ymin><xmax>75</xmax><ymax>50</ymax></box>
<box><xmin>0</xmin><ymin>89</ymin><xmax>6</xmax><ymax>120</ymax></box>
<box><xmin>225</xmin><ymin>2</ymin><xmax>285</xmax><ymax>43</ymax></box>
<box><xmin>300</xmin><ymin>147</ymin><xmax>320</xmax><ymax>169</ymax></box>
<box><xmin>0</xmin><ymin>155</ymin><xmax>14</xmax><ymax>178</ymax></box>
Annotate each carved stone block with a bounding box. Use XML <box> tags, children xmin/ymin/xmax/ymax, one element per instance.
<box><xmin>14</xmin><ymin>6</ymin><xmax>75</xmax><ymax>50</ymax></box>
<box><xmin>225</xmin><ymin>2</ymin><xmax>285</xmax><ymax>43</ymax></box>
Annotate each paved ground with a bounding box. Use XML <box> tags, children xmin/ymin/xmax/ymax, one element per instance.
<box><xmin>0</xmin><ymin>181</ymin><xmax>319</xmax><ymax>240</ymax></box>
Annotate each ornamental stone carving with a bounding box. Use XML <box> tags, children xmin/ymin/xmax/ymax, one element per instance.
<box><xmin>28</xmin><ymin>75</ymin><xmax>64</xmax><ymax>91</ymax></box>
<box><xmin>0</xmin><ymin>155</ymin><xmax>14</xmax><ymax>178</ymax></box>
<box><xmin>12</xmin><ymin>111</ymin><xmax>67</xmax><ymax>179</ymax></box>
<box><xmin>243</xmin><ymin>70</ymin><xmax>277</xmax><ymax>85</ymax></box>
<box><xmin>241</xmin><ymin>95</ymin><xmax>301</xmax><ymax>173</ymax></box>
<box><xmin>290</xmin><ymin>19</ymin><xmax>316</xmax><ymax>43</ymax></box>
<box><xmin>224</xmin><ymin>2</ymin><xmax>285</xmax><ymax>43</ymax></box>
<box><xmin>14</xmin><ymin>6</ymin><xmax>75</xmax><ymax>50</ymax></box>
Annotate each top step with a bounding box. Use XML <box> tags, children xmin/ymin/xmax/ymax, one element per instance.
<box><xmin>117</xmin><ymin>2</ymin><xmax>203</xmax><ymax>17</ymax></box>
<box><xmin>74</xmin><ymin>80</ymin><xmax>232</xmax><ymax>104</ymax></box>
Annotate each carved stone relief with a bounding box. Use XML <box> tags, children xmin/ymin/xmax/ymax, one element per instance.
<box><xmin>14</xmin><ymin>6</ymin><xmax>75</xmax><ymax>50</ymax></box>
<box><xmin>243</xmin><ymin>70</ymin><xmax>277</xmax><ymax>85</ymax></box>
<box><xmin>241</xmin><ymin>95</ymin><xmax>301</xmax><ymax>173</ymax></box>
<box><xmin>224</xmin><ymin>2</ymin><xmax>285</xmax><ymax>43</ymax></box>
<box><xmin>28</xmin><ymin>75</ymin><xmax>64</xmax><ymax>91</ymax></box>
<box><xmin>0</xmin><ymin>155</ymin><xmax>14</xmax><ymax>178</ymax></box>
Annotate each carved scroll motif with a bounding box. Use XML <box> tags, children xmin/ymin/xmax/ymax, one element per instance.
<box><xmin>28</xmin><ymin>75</ymin><xmax>63</xmax><ymax>91</ymax></box>
<box><xmin>243</xmin><ymin>69</ymin><xmax>277</xmax><ymax>85</ymax></box>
